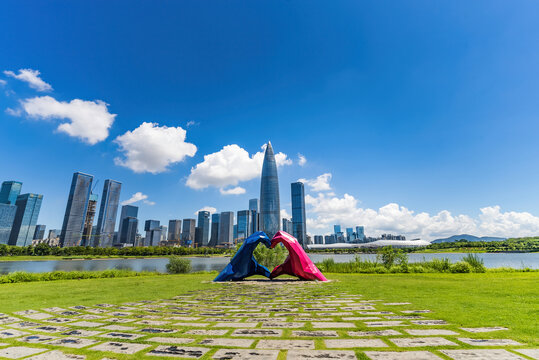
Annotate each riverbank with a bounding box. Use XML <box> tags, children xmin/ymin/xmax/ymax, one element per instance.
<box><xmin>0</xmin><ymin>254</ymin><xmax>231</xmax><ymax>262</ymax></box>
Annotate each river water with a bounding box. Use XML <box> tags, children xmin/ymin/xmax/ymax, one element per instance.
<box><xmin>0</xmin><ymin>253</ymin><xmax>537</xmax><ymax>274</ymax></box>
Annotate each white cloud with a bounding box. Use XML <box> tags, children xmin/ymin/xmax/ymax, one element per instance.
<box><xmin>195</xmin><ymin>206</ymin><xmax>217</xmax><ymax>214</ymax></box>
<box><xmin>0</xmin><ymin>79</ymin><xmax>6</xmax><ymax>86</ymax></box>
<box><xmin>305</xmin><ymin>191</ymin><xmax>539</xmax><ymax>240</ymax></box>
<box><xmin>220</xmin><ymin>186</ymin><xmax>246</xmax><ymax>195</ymax></box>
<box><xmin>121</xmin><ymin>192</ymin><xmax>155</xmax><ymax>206</ymax></box>
<box><xmin>20</xmin><ymin>96</ymin><xmax>115</xmax><ymax>144</ymax></box>
<box><xmin>186</xmin><ymin>144</ymin><xmax>292</xmax><ymax>192</ymax></box>
<box><xmin>114</xmin><ymin>122</ymin><xmax>197</xmax><ymax>174</ymax></box>
<box><xmin>281</xmin><ymin>209</ymin><xmax>291</xmax><ymax>219</ymax></box>
<box><xmin>186</xmin><ymin>120</ymin><xmax>197</xmax><ymax>127</ymax></box>
<box><xmin>4</xmin><ymin>69</ymin><xmax>52</xmax><ymax>91</ymax></box>
<box><xmin>299</xmin><ymin>173</ymin><xmax>332</xmax><ymax>192</ymax></box>
<box><xmin>298</xmin><ymin>154</ymin><xmax>307</xmax><ymax>166</ymax></box>
<box><xmin>5</xmin><ymin>107</ymin><xmax>21</xmax><ymax>116</ymax></box>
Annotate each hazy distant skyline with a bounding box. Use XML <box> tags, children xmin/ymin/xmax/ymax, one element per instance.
<box><xmin>2</xmin><ymin>1</ymin><xmax>539</xmax><ymax>240</ymax></box>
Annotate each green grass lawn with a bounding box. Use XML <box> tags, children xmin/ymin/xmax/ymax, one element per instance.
<box><xmin>0</xmin><ymin>272</ymin><xmax>537</xmax><ymax>348</ymax></box>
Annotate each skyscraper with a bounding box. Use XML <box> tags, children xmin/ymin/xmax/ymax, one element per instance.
<box><xmin>60</xmin><ymin>172</ymin><xmax>93</xmax><ymax>247</ymax></box>
<box><xmin>209</xmin><ymin>213</ymin><xmax>220</xmax><ymax>247</ymax></box>
<box><xmin>9</xmin><ymin>193</ymin><xmax>43</xmax><ymax>246</ymax></box>
<box><xmin>218</xmin><ymin>211</ymin><xmax>234</xmax><ymax>247</ymax></box>
<box><xmin>144</xmin><ymin>220</ymin><xmax>160</xmax><ymax>246</ymax></box>
<box><xmin>81</xmin><ymin>193</ymin><xmax>98</xmax><ymax>246</ymax></box>
<box><xmin>117</xmin><ymin>205</ymin><xmax>138</xmax><ymax>245</ymax></box>
<box><xmin>356</xmin><ymin>226</ymin><xmax>365</xmax><ymax>242</ymax></box>
<box><xmin>95</xmin><ymin>179</ymin><xmax>122</xmax><ymax>247</ymax></box>
<box><xmin>159</xmin><ymin>225</ymin><xmax>168</xmax><ymax>243</ymax></box>
<box><xmin>120</xmin><ymin>217</ymin><xmax>138</xmax><ymax>244</ymax></box>
<box><xmin>168</xmin><ymin>219</ymin><xmax>182</xmax><ymax>243</ymax></box>
<box><xmin>248</xmin><ymin>198</ymin><xmax>259</xmax><ymax>235</ymax></box>
<box><xmin>33</xmin><ymin>225</ymin><xmax>46</xmax><ymax>240</ymax></box>
<box><xmin>259</xmin><ymin>142</ymin><xmax>280</xmax><ymax>238</ymax></box>
<box><xmin>0</xmin><ymin>181</ymin><xmax>22</xmax><ymax>205</ymax></box>
<box><xmin>282</xmin><ymin>218</ymin><xmax>293</xmax><ymax>234</ymax></box>
<box><xmin>291</xmin><ymin>182</ymin><xmax>307</xmax><ymax>247</ymax></box>
<box><xmin>346</xmin><ymin>227</ymin><xmax>354</xmax><ymax>242</ymax></box>
<box><xmin>0</xmin><ymin>203</ymin><xmax>16</xmax><ymax>245</ymax></box>
<box><xmin>236</xmin><ymin>210</ymin><xmax>250</xmax><ymax>242</ymax></box>
<box><xmin>181</xmin><ymin>219</ymin><xmax>196</xmax><ymax>247</ymax></box>
<box><xmin>196</xmin><ymin>211</ymin><xmax>210</xmax><ymax>247</ymax></box>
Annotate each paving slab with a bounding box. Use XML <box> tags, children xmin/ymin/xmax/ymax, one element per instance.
<box><xmin>0</xmin><ymin>346</ymin><xmax>47</xmax><ymax>359</ymax></box>
<box><xmin>348</xmin><ymin>330</ymin><xmax>401</xmax><ymax>336</ymax></box>
<box><xmin>0</xmin><ymin>329</ymin><xmax>28</xmax><ymax>338</ymax></box>
<box><xmin>214</xmin><ymin>322</ymin><xmax>258</xmax><ymax>328</ymax></box>
<box><xmin>440</xmin><ymin>349</ymin><xmax>526</xmax><ymax>360</ymax></box>
<box><xmin>89</xmin><ymin>341</ymin><xmax>151</xmax><ymax>354</ymax></box>
<box><xmin>311</xmin><ymin>322</ymin><xmax>355</xmax><ymax>328</ymax></box>
<box><xmin>99</xmin><ymin>325</ymin><xmax>136</xmax><ymax>331</ymax></box>
<box><xmin>514</xmin><ymin>349</ymin><xmax>539</xmax><ymax>359</ymax></box>
<box><xmin>148</xmin><ymin>345</ymin><xmax>210</xmax><ymax>358</ymax></box>
<box><xmin>324</xmin><ymin>339</ymin><xmax>388</xmax><ymax>348</ymax></box>
<box><xmin>287</xmin><ymin>350</ymin><xmax>357</xmax><ymax>359</ymax></box>
<box><xmin>256</xmin><ymin>340</ymin><xmax>315</xmax><ymax>350</ymax></box>
<box><xmin>61</xmin><ymin>329</ymin><xmax>102</xmax><ymax>337</ymax></box>
<box><xmin>405</xmin><ymin>329</ymin><xmax>459</xmax><ymax>336</ymax></box>
<box><xmin>343</xmin><ymin>317</ymin><xmax>381</xmax><ymax>321</ymax></box>
<box><xmin>364</xmin><ymin>351</ymin><xmax>441</xmax><ymax>359</ymax></box>
<box><xmin>69</xmin><ymin>321</ymin><xmax>104</xmax><ymax>328</ymax></box>
<box><xmin>147</xmin><ymin>337</ymin><xmax>195</xmax><ymax>344</ymax></box>
<box><xmin>186</xmin><ymin>329</ymin><xmax>229</xmax><ymax>336</ymax></box>
<box><xmin>457</xmin><ymin>338</ymin><xmax>522</xmax><ymax>346</ymax></box>
<box><xmin>402</xmin><ymin>310</ymin><xmax>431</xmax><ymax>314</ymax></box>
<box><xmin>460</xmin><ymin>327</ymin><xmax>509</xmax><ymax>333</ymax></box>
<box><xmin>212</xmin><ymin>349</ymin><xmax>279</xmax><ymax>360</ymax></box>
<box><xmin>231</xmin><ymin>329</ymin><xmax>282</xmax><ymax>337</ymax></box>
<box><xmin>292</xmin><ymin>330</ymin><xmax>339</xmax><ymax>337</ymax></box>
<box><xmin>17</xmin><ymin>334</ymin><xmax>59</xmax><ymax>343</ymax></box>
<box><xmin>199</xmin><ymin>338</ymin><xmax>254</xmax><ymax>347</ymax></box>
<box><xmin>34</xmin><ymin>325</ymin><xmax>69</xmax><ymax>333</ymax></box>
<box><xmin>261</xmin><ymin>322</ymin><xmax>305</xmax><ymax>328</ymax></box>
<box><xmin>390</xmin><ymin>337</ymin><xmax>458</xmax><ymax>347</ymax></box>
<box><xmin>5</xmin><ymin>322</ymin><xmax>40</xmax><ymax>329</ymax></box>
<box><xmin>46</xmin><ymin>337</ymin><xmax>100</xmax><ymax>348</ymax></box>
<box><xmin>25</xmin><ymin>350</ymin><xmax>86</xmax><ymax>359</ymax></box>
<box><xmin>411</xmin><ymin>320</ymin><xmax>448</xmax><ymax>325</ymax></box>
<box><xmin>99</xmin><ymin>332</ymin><xmax>145</xmax><ymax>340</ymax></box>
<box><xmin>365</xmin><ymin>321</ymin><xmax>406</xmax><ymax>327</ymax></box>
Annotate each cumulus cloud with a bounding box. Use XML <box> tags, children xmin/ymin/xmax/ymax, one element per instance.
<box><xmin>121</xmin><ymin>192</ymin><xmax>155</xmax><ymax>206</ymax></box>
<box><xmin>0</xmin><ymin>79</ymin><xmax>6</xmax><ymax>86</ymax></box>
<box><xmin>186</xmin><ymin>120</ymin><xmax>197</xmax><ymax>127</ymax></box>
<box><xmin>305</xmin><ymin>191</ymin><xmax>539</xmax><ymax>240</ymax></box>
<box><xmin>281</xmin><ymin>209</ymin><xmax>291</xmax><ymax>220</ymax></box>
<box><xmin>298</xmin><ymin>154</ymin><xmax>307</xmax><ymax>166</ymax></box>
<box><xmin>114</xmin><ymin>122</ymin><xmax>197</xmax><ymax>174</ymax></box>
<box><xmin>4</xmin><ymin>69</ymin><xmax>52</xmax><ymax>91</ymax></box>
<box><xmin>5</xmin><ymin>107</ymin><xmax>21</xmax><ymax>116</ymax></box>
<box><xmin>299</xmin><ymin>173</ymin><xmax>332</xmax><ymax>192</ymax></box>
<box><xmin>20</xmin><ymin>96</ymin><xmax>115</xmax><ymax>144</ymax></box>
<box><xmin>195</xmin><ymin>206</ymin><xmax>217</xmax><ymax>214</ymax></box>
<box><xmin>186</xmin><ymin>144</ymin><xmax>292</xmax><ymax>193</ymax></box>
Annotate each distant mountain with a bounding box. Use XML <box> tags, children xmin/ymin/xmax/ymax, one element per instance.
<box><xmin>431</xmin><ymin>234</ymin><xmax>506</xmax><ymax>244</ymax></box>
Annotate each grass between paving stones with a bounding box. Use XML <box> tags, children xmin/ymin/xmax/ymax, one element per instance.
<box><xmin>0</xmin><ymin>272</ymin><xmax>537</xmax><ymax>360</ymax></box>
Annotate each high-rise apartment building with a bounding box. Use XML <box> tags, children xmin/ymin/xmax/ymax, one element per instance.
<box><xmin>95</xmin><ymin>180</ymin><xmax>122</xmax><ymax>247</ymax></box>
<box><xmin>60</xmin><ymin>172</ymin><xmax>94</xmax><ymax>247</ymax></box>
<box><xmin>248</xmin><ymin>198</ymin><xmax>259</xmax><ymax>235</ymax></box>
<box><xmin>120</xmin><ymin>217</ymin><xmax>138</xmax><ymax>244</ymax></box>
<box><xmin>282</xmin><ymin>218</ymin><xmax>293</xmax><ymax>234</ymax></box>
<box><xmin>346</xmin><ymin>227</ymin><xmax>354</xmax><ymax>242</ymax></box>
<box><xmin>209</xmin><ymin>213</ymin><xmax>220</xmax><ymax>247</ymax></box>
<box><xmin>236</xmin><ymin>210</ymin><xmax>250</xmax><ymax>242</ymax></box>
<box><xmin>0</xmin><ymin>181</ymin><xmax>22</xmax><ymax>205</ymax></box>
<box><xmin>81</xmin><ymin>193</ymin><xmax>98</xmax><ymax>246</ymax></box>
<box><xmin>218</xmin><ymin>211</ymin><xmax>234</xmax><ymax>247</ymax></box>
<box><xmin>144</xmin><ymin>220</ymin><xmax>160</xmax><ymax>246</ymax></box>
<box><xmin>356</xmin><ymin>226</ymin><xmax>365</xmax><ymax>241</ymax></box>
<box><xmin>33</xmin><ymin>225</ymin><xmax>46</xmax><ymax>240</ymax></box>
<box><xmin>259</xmin><ymin>142</ymin><xmax>280</xmax><ymax>238</ymax></box>
<box><xmin>168</xmin><ymin>219</ymin><xmax>182</xmax><ymax>243</ymax></box>
<box><xmin>9</xmin><ymin>193</ymin><xmax>43</xmax><ymax>246</ymax></box>
<box><xmin>0</xmin><ymin>203</ymin><xmax>16</xmax><ymax>245</ymax></box>
<box><xmin>181</xmin><ymin>219</ymin><xmax>196</xmax><ymax>247</ymax></box>
<box><xmin>291</xmin><ymin>182</ymin><xmax>307</xmax><ymax>247</ymax></box>
<box><xmin>196</xmin><ymin>211</ymin><xmax>210</xmax><ymax>246</ymax></box>
<box><xmin>117</xmin><ymin>205</ymin><xmax>138</xmax><ymax>245</ymax></box>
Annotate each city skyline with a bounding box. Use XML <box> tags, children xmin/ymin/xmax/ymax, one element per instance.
<box><xmin>3</xmin><ymin>2</ymin><xmax>539</xmax><ymax>240</ymax></box>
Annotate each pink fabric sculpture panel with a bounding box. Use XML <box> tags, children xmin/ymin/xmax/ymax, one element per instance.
<box><xmin>270</xmin><ymin>231</ymin><xmax>328</xmax><ymax>281</ymax></box>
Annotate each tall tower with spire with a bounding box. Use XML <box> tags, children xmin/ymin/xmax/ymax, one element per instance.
<box><xmin>259</xmin><ymin>142</ymin><xmax>281</xmax><ymax>238</ymax></box>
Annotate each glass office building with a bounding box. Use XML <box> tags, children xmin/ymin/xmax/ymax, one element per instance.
<box><xmin>236</xmin><ymin>210</ymin><xmax>250</xmax><ymax>241</ymax></box>
<box><xmin>9</xmin><ymin>193</ymin><xmax>43</xmax><ymax>246</ymax></box>
<box><xmin>33</xmin><ymin>224</ymin><xmax>46</xmax><ymax>240</ymax></box>
<box><xmin>248</xmin><ymin>198</ymin><xmax>259</xmax><ymax>235</ymax></box>
<box><xmin>144</xmin><ymin>220</ymin><xmax>160</xmax><ymax>247</ymax></box>
<box><xmin>95</xmin><ymin>179</ymin><xmax>122</xmax><ymax>247</ymax></box>
<box><xmin>117</xmin><ymin>205</ymin><xmax>138</xmax><ymax>244</ymax></box>
<box><xmin>291</xmin><ymin>181</ymin><xmax>307</xmax><ymax>247</ymax></box>
<box><xmin>60</xmin><ymin>172</ymin><xmax>94</xmax><ymax>247</ymax></box>
<box><xmin>209</xmin><ymin>213</ymin><xmax>220</xmax><ymax>247</ymax></box>
<box><xmin>181</xmin><ymin>219</ymin><xmax>196</xmax><ymax>247</ymax></box>
<box><xmin>0</xmin><ymin>203</ymin><xmax>17</xmax><ymax>245</ymax></box>
<box><xmin>218</xmin><ymin>211</ymin><xmax>234</xmax><ymax>246</ymax></box>
<box><xmin>259</xmin><ymin>142</ymin><xmax>280</xmax><ymax>238</ymax></box>
<box><xmin>120</xmin><ymin>217</ymin><xmax>138</xmax><ymax>244</ymax></box>
<box><xmin>0</xmin><ymin>181</ymin><xmax>22</xmax><ymax>205</ymax></box>
<box><xmin>282</xmin><ymin>218</ymin><xmax>293</xmax><ymax>234</ymax></box>
<box><xmin>168</xmin><ymin>219</ymin><xmax>182</xmax><ymax>243</ymax></box>
<box><xmin>197</xmin><ymin>211</ymin><xmax>210</xmax><ymax>246</ymax></box>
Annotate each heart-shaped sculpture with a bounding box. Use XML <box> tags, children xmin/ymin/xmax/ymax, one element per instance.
<box><xmin>213</xmin><ymin>231</ymin><xmax>271</xmax><ymax>282</ymax></box>
<box><xmin>270</xmin><ymin>231</ymin><xmax>328</xmax><ymax>281</ymax></box>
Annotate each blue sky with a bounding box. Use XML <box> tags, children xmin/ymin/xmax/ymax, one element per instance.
<box><xmin>2</xmin><ymin>1</ymin><xmax>539</xmax><ymax>240</ymax></box>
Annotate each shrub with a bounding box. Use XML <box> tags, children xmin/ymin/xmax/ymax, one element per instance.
<box><xmin>462</xmin><ymin>253</ymin><xmax>486</xmax><ymax>273</ymax></box>
<box><xmin>376</xmin><ymin>246</ymin><xmax>409</xmax><ymax>268</ymax></box>
<box><xmin>166</xmin><ymin>257</ymin><xmax>192</xmax><ymax>274</ymax></box>
<box><xmin>428</xmin><ymin>258</ymin><xmax>451</xmax><ymax>272</ymax></box>
<box><xmin>450</xmin><ymin>261</ymin><xmax>473</xmax><ymax>273</ymax></box>
<box><xmin>254</xmin><ymin>243</ymin><xmax>287</xmax><ymax>270</ymax></box>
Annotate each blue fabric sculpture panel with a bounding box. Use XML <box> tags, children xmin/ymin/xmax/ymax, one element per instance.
<box><xmin>213</xmin><ymin>231</ymin><xmax>271</xmax><ymax>282</ymax></box>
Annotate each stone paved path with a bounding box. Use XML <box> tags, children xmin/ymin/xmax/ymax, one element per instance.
<box><xmin>0</xmin><ymin>280</ymin><xmax>536</xmax><ymax>359</ymax></box>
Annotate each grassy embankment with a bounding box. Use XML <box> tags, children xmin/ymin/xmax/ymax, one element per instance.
<box><xmin>0</xmin><ymin>272</ymin><xmax>537</xmax><ymax>347</ymax></box>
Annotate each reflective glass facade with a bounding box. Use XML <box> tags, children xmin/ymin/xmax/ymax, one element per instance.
<box><xmin>120</xmin><ymin>217</ymin><xmax>138</xmax><ymax>244</ymax></box>
<box><xmin>96</xmin><ymin>179</ymin><xmax>122</xmax><ymax>247</ymax></box>
<box><xmin>197</xmin><ymin>211</ymin><xmax>210</xmax><ymax>246</ymax></box>
<box><xmin>181</xmin><ymin>219</ymin><xmax>196</xmax><ymax>247</ymax></box>
<box><xmin>0</xmin><ymin>203</ymin><xmax>16</xmax><ymax>245</ymax></box>
<box><xmin>209</xmin><ymin>213</ymin><xmax>220</xmax><ymax>247</ymax></box>
<box><xmin>118</xmin><ymin>205</ymin><xmax>138</xmax><ymax>244</ymax></box>
<box><xmin>33</xmin><ymin>224</ymin><xmax>46</xmax><ymax>240</ymax></box>
<box><xmin>0</xmin><ymin>181</ymin><xmax>22</xmax><ymax>205</ymax></box>
<box><xmin>9</xmin><ymin>193</ymin><xmax>43</xmax><ymax>246</ymax></box>
<box><xmin>144</xmin><ymin>220</ymin><xmax>160</xmax><ymax>247</ymax></box>
<box><xmin>248</xmin><ymin>199</ymin><xmax>259</xmax><ymax>235</ymax></box>
<box><xmin>60</xmin><ymin>172</ymin><xmax>93</xmax><ymax>247</ymax></box>
<box><xmin>236</xmin><ymin>210</ymin><xmax>250</xmax><ymax>241</ymax></box>
<box><xmin>168</xmin><ymin>219</ymin><xmax>182</xmax><ymax>242</ymax></box>
<box><xmin>259</xmin><ymin>142</ymin><xmax>280</xmax><ymax>238</ymax></box>
<box><xmin>218</xmin><ymin>211</ymin><xmax>234</xmax><ymax>246</ymax></box>
<box><xmin>291</xmin><ymin>182</ymin><xmax>307</xmax><ymax>247</ymax></box>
